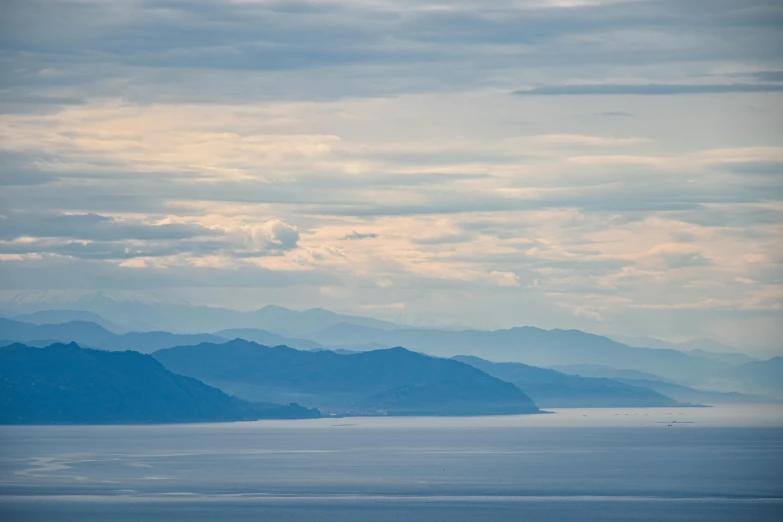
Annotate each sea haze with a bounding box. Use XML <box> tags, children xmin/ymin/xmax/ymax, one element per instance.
<box><xmin>1</xmin><ymin>406</ymin><xmax>782</xmax><ymax>522</ymax></box>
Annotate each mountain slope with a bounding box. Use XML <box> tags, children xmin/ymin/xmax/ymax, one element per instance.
<box><xmin>0</xmin><ymin>343</ymin><xmax>319</xmax><ymax>424</ymax></box>
<box><xmin>4</xmin><ymin>295</ymin><xmax>403</xmax><ymax>335</ymax></box>
<box><xmin>214</xmin><ymin>328</ymin><xmax>325</xmax><ymax>351</ymax></box>
<box><xmin>453</xmin><ymin>356</ymin><xmax>684</xmax><ymax>408</ymax></box>
<box><xmin>11</xmin><ymin>310</ymin><xmax>127</xmax><ymax>333</ymax></box>
<box><xmin>153</xmin><ymin>340</ymin><xmax>540</xmax><ymax>416</ymax></box>
<box><xmin>0</xmin><ymin>318</ymin><xmax>226</xmax><ymax>353</ymax></box>
<box><xmin>713</xmin><ymin>357</ymin><xmax>783</xmax><ymax>396</ymax></box>
<box><xmin>552</xmin><ymin>365</ymin><xmax>767</xmax><ymax>404</ymax></box>
<box><xmin>613</xmin><ymin>378</ymin><xmax>767</xmax><ymax>405</ymax></box>
<box><xmin>609</xmin><ymin>335</ymin><xmax>755</xmax><ymax>365</ymax></box>
<box><xmin>305</xmin><ymin>324</ymin><xmax>729</xmax><ymax>384</ymax></box>
<box><xmin>549</xmin><ymin>364</ymin><xmax>672</xmax><ymax>383</ymax></box>
<box><xmin>686</xmin><ymin>349</ymin><xmax>758</xmax><ymax>366</ymax></box>
<box><xmin>244</xmin><ymin>305</ymin><xmax>402</xmax><ymax>336</ymax></box>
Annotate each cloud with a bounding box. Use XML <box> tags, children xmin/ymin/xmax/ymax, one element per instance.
<box><xmin>0</xmin><ymin>0</ymin><xmax>781</xmax><ymax>347</ymax></box>
<box><xmin>597</xmin><ymin>111</ymin><xmax>634</xmax><ymax>117</ymax></box>
<box><xmin>660</xmin><ymin>251</ymin><xmax>713</xmax><ymax>269</ymax></box>
<box><xmin>0</xmin><ymin>213</ymin><xmax>219</xmax><ymax>242</ymax></box>
<box><xmin>0</xmin><ymin>213</ymin><xmax>300</xmax><ymax>260</ymax></box>
<box><xmin>0</xmin><ymin>257</ymin><xmax>334</xmax><ymax>290</ymax></box>
<box><xmin>743</xmin><ymin>71</ymin><xmax>783</xmax><ymax>82</ymax></box>
<box><xmin>341</xmin><ymin>231</ymin><xmax>378</xmax><ymax>240</ymax></box>
<box><xmin>513</xmin><ymin>83</ymin><xmax>783</xmax><ymax>96</ymax></box>
<box><xmin>526</xmin><ymin>134</ymin><xmax>651</xmax><ymax>146</ymax></box>
<box><xmin>489</xmin><ymin>270</ymin><xmax>521</xmax><ymax>287</ymax></box>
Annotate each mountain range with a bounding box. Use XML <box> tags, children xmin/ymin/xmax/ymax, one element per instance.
<box><xmin>2</xmin><ymin>307</ymin><xmax>778</xmax><ymax>408</ymax></box>
<box><xmin>0</xmin><ymin>343</ymin><xmax>319</xmax><ymax>424</ymax></box>
<box><xmin>549</xmin><ymin>365</ymin><xmax>764</xmax><ymax>405</ymax></box>
<box><xmin>0</xmin><ymin>318</ymin><xmax>224</xmax><ymax>353</ymax></box>
<box><xmin>302</xmin><ymin>323</ymin><xmax>731</xmax><ymax>384</ymax></box>
<box><xmin>213</xmin><ymin>328</ymin><xmax>325</xmax><ymax>351</ymax></box>
<box><xmin>712</xmin><ymin>357</ymin><xmax>783</xmax><ymax>396</ymax></box>
<box><xmin>453</xmin><ymin>356</ymin><xmax>687</xmax><ymax>408</ymax></box>
<box><xmin>11</xmin><ymin>309</ymin><xmax>128</xmax><ymax>334</ymax></box>
<box><xmin>609</xmin><ymin>335</ymin><xmax>757</xmax><ymax>365</ymax></box>
<box><xmin>152</xmin><ymin>340</ymin><xmax>541</xmax><ymax>416</ymax></box>
<box><xmin>2</xmin><ymin>295</ymin><xmax>402</xmax><ymax>335</ymax></box>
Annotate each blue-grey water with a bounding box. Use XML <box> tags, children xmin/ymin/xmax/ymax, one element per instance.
<box><xmin>1</xmin><ymin>406</ymin><xmax>782</xmax><ymax>521</ymax></box>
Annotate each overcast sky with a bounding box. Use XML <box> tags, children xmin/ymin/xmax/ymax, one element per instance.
<box><xmin>1</xmin><ymin>0</ymin><xmax>781</xmax><ymax>348</ymax></box>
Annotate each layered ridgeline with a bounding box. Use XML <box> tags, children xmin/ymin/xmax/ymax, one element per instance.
<box><xmin>552</xmin><ymin>365</ymin><xmax>766</xmax><ymax>405</ymax></box>
<box><xmin>609</xmin><ymin>335</ymin><xmax>757</xmax><ymax>366</ymax></box>
<box><xmin>304</xmin><ymin>324</ymin><xmax>731</xmax><ymax>384</ymax></box>
<box><xmin>0</xmin><ymin>308</ymin><xmax>744</xmax><ymax>385</ymax></box>
<box><xmin>4</xmin><ymin>311</ymin><xmax>770</xmax><ymax>400</ymax></box>
<box><xmin>453</xmin><ymin>356</ymin><xmax>687</xmax><ymax>408</ymax></box>
<box><xmin>0</xmin><ymin>343</ymin><xmax>319</xmax><ymax>425</ymax></box>
<box><xmin>153</xmin><ymin>340</ymin><xmax>541</xmax><ymax>416</ymax></box>
<box><xmin>1</xmin><ymin>298</ymin><xmax>402</xmax><ymax>335</ymax></box>
<box><xmin>712</xmin><ymin>357</ymin><xmax>783</xmax><ymax>397</ymax></box>
<box><xmin>0</xmin><ymin>318</ymin><xmax>226</xmax><ymax>353</ymax></box>
<box><xmin>0</xmin><ymin>318</ymin><xmax>324</xmax><ymax>353</ymax></box>
<box><xmin>11</xmin><ymin>310</ymin><xmax>128</xmax><ymax>333</ymax></box>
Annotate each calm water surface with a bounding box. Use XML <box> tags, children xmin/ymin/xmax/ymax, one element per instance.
<box><xmin>1</xmin><ymin>406</ymin><xmax>782</xmax><ymax>521</ymax></box>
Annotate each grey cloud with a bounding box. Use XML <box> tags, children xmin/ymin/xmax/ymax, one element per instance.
<box><xmin>597</xmin><ymin>111</ymin><xmax>634</xmax><ymax>117</ymax></box>
<box><xmin>0</xmin><ymin>236</ymin><xmax>297</xmax><ymax>260</ymax></box>
<box><xmin>3</xmin><ymin>0</ymin><xmax>782</xmax><ymax>106</ymax></box>
<box><xmin>668</xmin><ymin>206</ymin><xmax>783</xmax><ymax>228</ymax></box>
<box><xmin>0</xmin><ymin>212</ymin><xmax>301</xmax><ymax>260</ymax></box>
<box><xmin>341</xmin><ymin>231</ymin><xmax>378</xmax><ymax>241</ymax></box>
<box><xmin>0</xmin><ymin>213</ymin><xmax>219</xmax><ymax>241</ymax></box>
<box><xmin>0</xmin><ymin>168</ymin><xmax>500</xmax><ymax>218</ymax></box>
<box><xmin>2</xmin><ymin>151</ymin><xmax>781</xmax><ymax>222</ymax></box>
<box><xmin>0</xmin><ymin>239</ymin><xmax>221</xmax><ymax>260</ymax></box>
<box><xmin>743</xmin><ymin>71</ymin><xmax>783</xmax><ymax>82</ymax></box>
<box><xmin>662</xmin><ymin>252</ymin><xmax>713</xmax><ymax>269</ymax></box>
<box><xmin>264</xmin><ymin>220</ymin><xmax>300</xmax><ymax>251</ymax></box>
<box><xmin>715</xmin><ymin>161</ymin><xmax>783</xmax><ymax>177</ymax></box>
<box><xmin>0</xmin><ymin>171</ymin><xmax>60</xmax><ymax>186</ymax></box>
<box><xmin>513</xmin><ymin>83</ymin><xmax>783</xmax><ymax>96</ymax></box>
<box><xmin>0</xmin><ymin>257</ymin><xmax>335</xmax><ymax>290</ymax></box>
<box><xmin>449</xmin><ymin>250</ymin><xmax>633</xmax><ymax>275</ymax></box>
<box><xmin>411</xmin><ymin>233</ymin><xmax>475</xmax><ymax>246</ymax></box>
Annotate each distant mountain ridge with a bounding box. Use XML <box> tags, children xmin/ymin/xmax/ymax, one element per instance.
<box><xmin>609</xmin><ymin>335</ymin><xmax>756</xmax><ymax>365</ymax></box>
<box><xmin>0</xmin><ymin>318</ymin><xmax>338</xmax><ymax>354</ymax></box>
<box><xmin>550</xmin><ymin>365</ymin><xmax>673</xmax><ymax>383</ymax></box>
<box><xmin>549</xmin><ymin>364</ymin><xmax>766</xmax><ymax>405</ymax></box>
<box><xmin>712</xmin><ymin>357</ymin><xmax>783</xmax><ymax>396</ymax></box>
<box><xmin>453</xmin><ymin>356</ymin><xmax>686</xmax><ymax>408</ymax></box>
<box><xmin>0</xmin><ymin>343</ymin><xmax>319</xmax><ymax>424</ymax></box>
<box><xmin>0</xmin><ymin>318</ymin><xmax>225</xmax><ymax>353</ymax></box>
<box><xmin>304</xmin><ymin>323</ymin><xmax>730</xmax><ymax>384</ymax></box>
<box><xmin>153</xmin><ymin>340</ymin><xmax>541</xmax><ymax>416</ymax></box>
<box><xmin>1</xmin><ymin>315</ymin><xmax>743</xmax><ymax>388</ymax></box>
<box><xmin>11</xmin><ymin>310</ymin><xmax>127</xmax><ymax>334</ymax></box>
<box><xmin>613</xmin><ymin>378</ymin><xmax>768</xmax><ymax>405</ymax></box>
<box><xmin>213</xmin><ymin>328</ymin><xmax>325</xmax><ymax>351</ymax></box>
<box><xmin>2</xmin><ymin>296</ymin><xmax>404</xmax><ymax>335</ymax></box>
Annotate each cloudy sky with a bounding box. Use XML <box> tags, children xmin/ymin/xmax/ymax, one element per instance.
<box><xmin>1</xmin><ymin>0</ymin><xmax>781</xmax><ymax>348</ymax></box>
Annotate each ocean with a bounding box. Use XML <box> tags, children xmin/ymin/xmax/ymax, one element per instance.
<box><xmin>1</xmin><ymin>405</ymin><xmax>782</xmax><ymax>521</ymax></box>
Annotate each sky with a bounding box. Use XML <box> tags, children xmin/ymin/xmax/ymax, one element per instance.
<box><xmin>0</xmin><ymin>0</ymin><xmax>781</xmax><ymax>349</ymax></box>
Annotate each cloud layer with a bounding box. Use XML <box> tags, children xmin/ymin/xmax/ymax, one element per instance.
<box><xmin>1</xmin><ymin>0</ymin><xmax>782</xmax><ymax>349</ymax></box>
